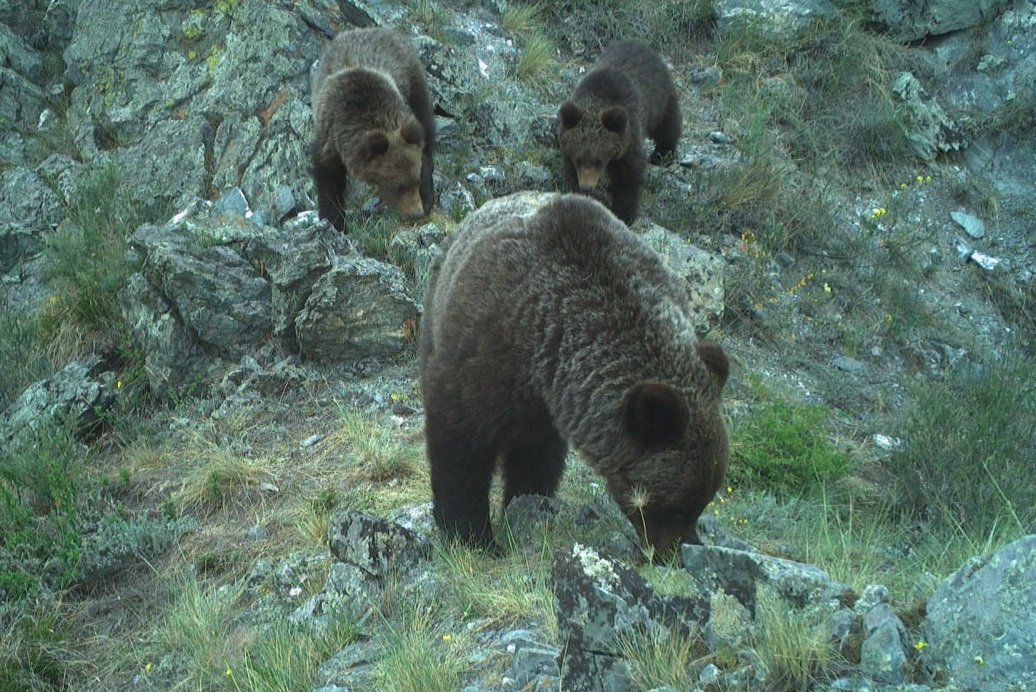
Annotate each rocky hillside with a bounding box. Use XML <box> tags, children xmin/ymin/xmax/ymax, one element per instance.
<box><xmin>1</xmin><ymin>0</ymin><xmax>1035</xmax><ymax>690</ymax></box>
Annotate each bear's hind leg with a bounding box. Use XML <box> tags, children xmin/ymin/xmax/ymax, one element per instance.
<box><xmin>502</xmin><ymin>429</ymin><xmax>567</xmax><ymax>508</ymax></box>
<box><xmin>426</xmin><ymin>415</ymin><xmax>497</xmax><ymax>549</ymax></box>
<box><xmin>649</xmin><ymin>96</ymin><xmax>682</xmax><ymax>165</ymax></box>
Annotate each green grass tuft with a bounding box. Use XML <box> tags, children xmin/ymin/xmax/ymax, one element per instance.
<box><xmin>40</xmin><ymin>161</ymin><xmax>156</xmax><ymax>354</ymax></box>
<box><xmin>617</xmin><ymin>623</ymin><xmax>708</xmax><ymax>690</ymax></box>
<box><xmin>512</xmin><ymin>32</ymin><xmax>556</xmax><ymax>84</ymax></box>
<box><xmin>729</xmin><ymin>380</ymin><xmax>854</xmax><ymax>497</ymax></box>
<box><xmin>887</xmin><ymin>352</ymin><xmax>1036</xmax><ymax>536</ymax></box>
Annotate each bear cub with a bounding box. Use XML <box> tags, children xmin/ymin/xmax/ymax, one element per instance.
<box><xmin>420</xmin><ymin>192</ymin><xmax>729</xmax><ymax>560</ymax></box>
<box><xmin>310</xmin><ymin>27</ymin><xmax>435</xmax><ymax>232</ymax></box>
<box><xmin>557</xmin><ymin>41</ymin><xmax>681</xmax><ymax>225</ymax></box>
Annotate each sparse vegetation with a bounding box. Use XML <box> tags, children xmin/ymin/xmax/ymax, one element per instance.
<box><xmin>512</xmin><ymin>32</ymin><xmax>556</xmax><ymax>84</ymax></box>
<box><xmin>887</xmin><ymin>352</ymin><xmax>1036</xmax><ymax>537</ymax></box>
<box><xmin>334</xmin><ymin>405</ymin><xmax>424</xmax><ymax>482</ymax></box>
<box><xmin>3</xmin><ymin>1</ymin><xmax>1034</xmax><ymax>689</ymax></box>
<box><xmin>346</xmin><ymin>215</ymin><xmax>420</xmax><ymax>281</ymax></box>
<box><xmin>753</xmin><ymin>586</ymin><xmax>841</xmax><ymax>690</ymax></box>
<box><xmin>370</xmin><ymin>597</ymin><xmax>468</xmax><ymax>692</ymax></box>
<box><xmin>0</xmin><ymin>308</ymin><xmax>52</xmax><ymax>411</ymax></box>
<box><xmin>436</xmin><ymin>535</ymin><xmax>557</xmax><ymax>633</ymax></box>
<box><xmin>40</xmin><ymin>161</ymin><xmax>156</xmax><ymax>357</ymax></box>
<box><xmin>617</xmin><ymin>622</ymin><xmax>708</xmax><ymax>690</ymax></box>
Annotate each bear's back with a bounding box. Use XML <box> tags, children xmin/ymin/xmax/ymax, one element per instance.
<box><xmin>313</xmin><ymin>27</ymin><xmax>423</xmax><ymax>107</ymax></box>
<box><xmin>423</xmin><ymin>193</ymin><xmax>696</xmax><ymax>376</ymax></box>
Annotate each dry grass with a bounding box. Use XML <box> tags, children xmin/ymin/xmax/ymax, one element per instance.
<box><xmin>435</xmin><ymin>536</ymin><xmax>558</xmax><ymax>636</ymax></box>
<box><xmin>370</xmin><ymin>595</ymin><xmax>469</xmax><ymax>692</ymax></box>
<box><xmin>617</xmin><ymin>622</ymin><xmax>708</xmax><ymax>691</ymax></box>
<box><xmin>753</xmin><ymin>586</ymin><xmax>839</xmax><ymax>691</ymax></box>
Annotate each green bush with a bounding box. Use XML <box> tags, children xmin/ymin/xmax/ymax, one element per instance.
<box><xmin>730</xmin><ymin>389</ymin><xmax>853</xmax><ymax>497</ymax></box>
<box><xmin>714</xmin><ymin>11</ymin><xmax>915</xmax><ymax>170</ymax></box>
<box><xmin>0</xmin><ymin>417</ymin><xmax>192</xmax><ymax>599</ymax></box>
<box><xmin>41</xmin><ymin>161</ymin><xmax>152</xmax><ymax>349</ymax></box>
<box><xmin>0</xmin><ymin>598</ymin><xmax>84</xmax><ymax>692</ymax></box>
<box><xmin>887</xmin><ymin>354</ymin><xmax>1036</xmax><ymax>536</ymax></box>
<box><xmin>0</xmin><ymin>308</ymin><xmax>51</xmax><ymax>411</ymax></box>
<box><xmin>0</xmin><ymin>420</ymin><xmax>84</xmax><ymax>599</ymax></box>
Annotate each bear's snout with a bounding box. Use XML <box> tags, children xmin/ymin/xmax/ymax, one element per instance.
<box><xmin>632</xmin><ymin>511</ymin><xmax>699</xmax><ymax>562</ymax></box>
<box><xmin>396</xmin><ymin>189</ymin><xmax>426</xmax><ymax>218</ymax></box>
<box><xmin>576</xmin><ymin>166</ymin><xmax>603</xmax><ymax>192</ymax></box>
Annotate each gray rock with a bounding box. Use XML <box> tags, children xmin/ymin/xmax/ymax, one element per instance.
<box><xmin>119</xmin><ymin>272</ymin><xmax>215</xmax><ymax>397</ymax></box>
<box><xmin>294</xmin><ymin>256</ymin><xmax>420</xmax><ymax>362</ymax></box>
<box><xmin>323</xmin><ymin>508</ymin><xmax>431</xmax><ymax>604</ymax></box>
<box><xmin>923</xmin><ymin>534</ymin><xmax>1036</xmax><ymax>690</ymax></box>
<box><xmin>714</xmin><ymin>0</ymin><xmax>836</xmax><ymax>37</ymax></box>
<box><xmin>34</xmin><ymin>153</ymin><xmax>84</xmax><ymax>206</ymax></box>
<box><xmin>639</xmin><ymin>223</ymin><xmax>725</xmax><ymax>330</ymax></box>
<box><xmin>681</xmin><ymin>544</ymin><xmax>854</xmax><ymax>615</ymax></box>
<box><xmin>327</xmin><ymin>508</ymin><xmax>431</xmax><ymax>574</ymax></box>
<box><xmin>950</xmin><ymin>210</ymin><xmax>986</xmax><ymax>239</ymax></box>
<box><xmin>552</xmin><ymin>543</ymin><xmax>709</xmax><ymax>692</ymax></box>
<box><xmin>61</xmin><ymin>0</ymin><xmax>319</xmax><ymax>214</ymax></box>
<box><xmin>505</xmin><ymin>640</ymin><xmax>562</xmax><ymax>691</ymax></box>
<box><xmin>316</xmin><ymin>639</ymin><xmax>379</xmax><ymax>691</ymax></box>
<box><xmin>553</xmin><ymin>544</ymin><xmax>649</xmax><ymax>692</ymax></box>
<box><xmin>1</xmin><ymin>354</ymin><xmax>117</xmax><ymax>444</ymax></box>
<box><xmin>832</xmin><ymin>355</ymin><xmax>868</xmax><ymax>374</ymax></box>
<box><xmin>892</xmin><ymin>72</ymin><xmax>965</xmax><ymax>161</ymax></box>
<box><xmin>0</xmin><ymin>23</ymin><xmax>46</xmax><ymax>128</ymax></box>
<box><xmin>0</xmin><ymin>167</ymin><xmax>61</xmax><ymax>273</ymax></box>
<box><xmin>128</xmin><ymin>223</ymin><xmax>273</xmax><ymax>359</ymax></box>
<box><xmin>214</xmin><ymin>186</ymin><xmax>251</xmax><ymax>218</ymax></box>
<box><xmin>502</xmin><ymin>494</ymin><xmax>565</xmax><ymax>548</ymax></box>
<box><xmin>859</xmin><ymin>603</ymin><xmax>910</xmax><ymax>684</ymax></box>
<box><xmin>871</xmin><ymin>0</ymin><xmax>1013</xmax><ymax>41</ymax></box>
<box><xmin>246</xmin><ymin>219</ymin><xmax>353</xmax><ymax>350</ymax></box>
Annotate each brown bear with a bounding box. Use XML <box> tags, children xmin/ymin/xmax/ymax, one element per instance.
<box><xmin>310</xmin><ymin>27</ymin><xmax>435</xmax><ymax>232</ymax></box>
<box><xmin>557</xmin><ymin>41</ymin><xmax>682</xmax><ymax>226</ymax></box>
<box><xmin>419</xmin><ymin>192</ymin><xmax>729</xmax><ymax>560</ymax></box>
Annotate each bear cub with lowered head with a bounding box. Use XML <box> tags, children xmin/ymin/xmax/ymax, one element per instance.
<box><xmin>310</xmin><ymin>27</ymin><xmax>435</xmax><ymax>232</ymax></box>
<box><xmin>558</xmin><ymin>41</ymin><xmax>681</xmax><ymax>225</ymax></box>
<box><xmin>420</xmin><ymin>193</ymin><xmax>729</xmax><ymax>560</ymax></box>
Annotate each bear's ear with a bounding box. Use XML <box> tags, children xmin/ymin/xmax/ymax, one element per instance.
<box><xmin>559</xmin><ymin>101</ymin><xmax>582</xmax><ymax>129</ymax></box>
<box><xmin>601</xmin><ymin>106</ymin><xmax>628</xmax><ymax>135</ymax></box>
<box><xmin>357</xmin><ymin>131</ymin><xmax>390</xmax><ymax>163</ymax></box>
<box><xmin>400</xmin><ymin>118</ymin><xmax>424</xmax><ymax>146</ymax></box>
<box><xmin>621</xmin><ymin>382</ymin><xmax>688</xmax><ymax>449</ymax></box>
<box><xmin>696</xmin><ymin>342</ymin><xmax>729</xmax><ymax>389</ymax></box>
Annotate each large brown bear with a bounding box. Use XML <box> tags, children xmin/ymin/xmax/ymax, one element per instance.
<box><xmin>310</xmin><ymin>27</ymin><xmax>435</xmax><ymax>232</ymax></box>
<box><xmin>557</xmin><ymin>41</ymin><xmax>682</xmax><ymax>226</ymax></box>
<box><xmin>420</xmin><ymin>192</ymin><xmax>729</xmax><ymax>560</ymax></box>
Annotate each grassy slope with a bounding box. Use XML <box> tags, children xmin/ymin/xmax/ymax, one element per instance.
<box><xmin>2</xmin><ymin>2</ymin><xmax>1035</xmax><ymax>690</ymax></box>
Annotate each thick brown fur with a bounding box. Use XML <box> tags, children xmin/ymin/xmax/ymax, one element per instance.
<box><xmin>420</xmin><ymin>193</ymin><xmax>728</xmax><ymax>559</ymax></box>
<box><xmin>310</xmin><ymin>27</ymin><xmax>435</xmax><ymax>232</ymax></box>
<box><xmin>557</xmin><ymin>41</ymin><xmax>681</xmax><ymax>225</ymax></box>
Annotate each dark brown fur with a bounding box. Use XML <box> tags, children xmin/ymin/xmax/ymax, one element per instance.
<box><xmin>557</xmin><ymin>41</ymin><xmax>681</xmax><ymax>225</ymax></box>
<box><xmin>420</xmin><ymin>193</ymin><xmax>728</xmax><ymax>559</ymax></box>
<box><xmin>310</xmin><ymin>27</ymin><xmax>435</xmax><ymax>232</ymax></box>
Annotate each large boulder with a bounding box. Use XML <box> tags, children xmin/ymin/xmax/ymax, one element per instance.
<box><xmin>924</xmin><ymin>535</ymin><xmax>1036</xmax><ymax>690</ymax></box>
<box><xmin>61</xmin><ymin>0</ymin><xmax>321</xmax><ymax>218</ymax></box>
<box><xmin>870</xmin><ymin>0</ymin><xmax>1013</xmax><ymax>41</ymax></box>
<box><xmin>713</xmin><ymin>0</ymin><xmax>837</xmax><ymax>38</ymax></box>
<box><xmin>120</xmin><ymin>196</ymin><xmax>421</xmax><ymax>398</ymax></box>
<box><xmin>0</xmin><ymin>354</ymin><xmax>117</xmax><ymax>445</ymax></box>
